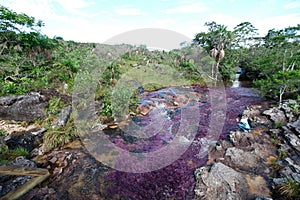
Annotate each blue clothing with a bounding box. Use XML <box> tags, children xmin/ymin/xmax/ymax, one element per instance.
<box><xmin>237</xmin><ymin>117</ymin><xmax>251</xmax><ymax>132</ymax></box>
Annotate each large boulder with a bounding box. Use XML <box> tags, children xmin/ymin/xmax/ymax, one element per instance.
<box><xmin>194</xmin><ymin>162</ymin><xmax>249</xmax><ymax>200</ymax></box>
<box><xmin>0</xmin><ymin>92</ymin><xmax>48</xmax><ymax>122</ymax></box>
<box><xmin>263</xmin><ymin>107</ymin><xmax>287</xmax><ymax>125</ymax></box>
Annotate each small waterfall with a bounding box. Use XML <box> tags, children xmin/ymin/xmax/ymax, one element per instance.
<box><xmin>231</xmin><ymin>67</ymin><xmax>242</xmax><ymax>88</ymax></box>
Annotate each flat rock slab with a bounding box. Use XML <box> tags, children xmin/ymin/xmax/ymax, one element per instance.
<box><xmin>0</xmin><ymin>92</ymin><xmax>48</xmax><ymax>122</ymax></box>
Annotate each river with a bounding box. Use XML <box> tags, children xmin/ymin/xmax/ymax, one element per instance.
<box><xmin>23</xmin><ymin>83</ymin><xmax>266</xmax><ymax>199</ymax></box>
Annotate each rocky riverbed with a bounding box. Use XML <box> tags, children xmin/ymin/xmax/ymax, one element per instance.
<box><xmin>0</xmin><ymin>87</ymin><xmax>299</xmax><ymax>199</ymax></box>
<box><xmin>194</xmin><ymin>100</ymin><xmax>300</xmax><ymax>200</ymax></box>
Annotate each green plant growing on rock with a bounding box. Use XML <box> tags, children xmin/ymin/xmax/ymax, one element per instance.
<box><xmin>270</xmin><ymin>132</ymin><xmax>281</xmax><ymax>146</ymax></box>
<box><xmin>43</xmin><ymin>117</ymin><xmax>77</xmax><ymax>151</ymax></box>
<box><xmin>274</xmin><ymin>122</ymin><xmax>283</xmax><ymax>129</ymax></box>
<box><xmin>0</xmin><ymin>130</ymin><xmax>6</xmax><ymax>136</ymax></box>
<box><xmin>278</xmin><ymin>149</ymin><xmax>288</xmax><ymax>160</ymax></box>
<box><xmin>48</xmin><ymin>97</ymin><xmax>65</xmax><ymax>115</ymax></box>
<box><xmin>277</xmin><ymin>178</ymin><xmax>299</xmax><ymax>199</ymax></box>
<box><xmin>270</xmin><ymin>160</ymin><xmax>283</xmax><ymax>171</ymax></box>
<box><xmin>111</xmin><ymin>81</ymin><xmax>138</xmax><ymax>121</ymax></box>
<box><xmin>287</xmin><ymin>102</ymin><xmax>299</xmax><ymax>115</ymax></box>
<box><xmin>0</xmin><ymin>146</ymin><xmax>29</xmax><ymax>165</ymax></box>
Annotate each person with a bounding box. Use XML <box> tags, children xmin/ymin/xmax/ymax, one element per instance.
<box><xmin>236</xmin><ymin>114</ymin><xmax>251</xmax><ymax>132</ymax></box>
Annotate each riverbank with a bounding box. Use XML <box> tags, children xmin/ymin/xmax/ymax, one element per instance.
<box><xmin>194</xmin><ymin>100</ymin><xmax>300</xmax><ymax>200</ymax></box>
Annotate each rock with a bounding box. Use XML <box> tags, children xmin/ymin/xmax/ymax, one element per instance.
<box><xmin>19</xmin><ymin>187</ymin><xmax>58</xmax><ymax>200</ymax></box>
<box><xmin>228</xmin><ymin>130</ymin><xmax>258</xmax><ymax>146</ymax></box>
<box><xmin>284</xmin><ymin>157</ymin><xmax>300</xmax><ymax>173</ymax></box>
<box><xmin>5</xmin><ymin>156</ymin><xmax>37</xmax><ymax>168</ymax></box>
<box><xmin>245</xmin><ymin>175</ymin><xmax>272</xmax><ymax>199</ymax></box>
<box><xmin>269</xmin><ymin>128</ymin><xmax>282</xmax><ymax>135</ymax></box>
<box><xmin>287</xmin><ymin>116</ymin><xmax>300</xmax><ymax>135</ymax></box>
<box><xmin>0</xmin><ymin>120</ymin><xmax>39</xmax><ymax>136</ymax></box>
<box><xmin>276</xmin><ymin>157</ymin><xmax>300</xmax><ymax>184</ymax></box>
<box><xmin>254</xmin><ymin>197</ymin><xmax>273</xmax><ymax>200</ymax></box>
<box><xmin>225</xmin><ymin>147</ymin><xmax>261</xmax><ymax>171</ymax></box>
<box><xmin>0</xmin><ymin>92</ymin><xmax>48</xmax><ymax>122</ymax></box>
<box><xmin>0</xmin><ymin>157</ymin><xmax>37</xmax><ymax>198</ymax></box>
<box><xmin>283</xmin><ymin>131</ymin><xmax>300</xmax><ymax>153</ymax></box>
<box><xmin>5</xmin><ymin>128</ymin><xmax>46</xmax><ymax>152</ymax></box>
<box><xmin>194</xmin><ymin>162</ymin><xmax>248</xmax><ymax>200</ymax></box>
<box><xmin>281</xmin><ymin>99</ymin><xmax>299</xmax><ymax>122</ymax></box>
<box><xmin>136</xmin><ymin>103</ymin><xmax>153</xmax><ymax>116</ymax></box>
<box><xmin>51</xmin><ymin>106</ymin><xmax>72</xmax><ymax>128</ymax></box>
<box><xmin>0</xmin><ymin>175</ymin><xmax>32</xmax><ymax>198</ymax></box>
<box><xmin>263</xmin><ymin>107</ymin><xmax>287</xmax><ymax>125</ymax></box>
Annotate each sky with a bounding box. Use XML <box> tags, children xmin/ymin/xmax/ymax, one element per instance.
<box><xmin>1</xmin><ymin>0</ymin><xmax>300</xmax><ymax>46</ymax></box>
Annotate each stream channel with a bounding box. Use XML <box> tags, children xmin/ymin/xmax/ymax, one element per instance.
<box><xmin>23</xmin><ymin>73</ymin><xmax>266</xmax><ymax>199</ymax></box>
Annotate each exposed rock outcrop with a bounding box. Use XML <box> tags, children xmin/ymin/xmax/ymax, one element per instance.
<box><xmin>0</xmin><ymin>92</ymin><xmax>48</xmax><ymax>122</ymax></box>
<box><xmin>194</xmin><ymin>162</ymin><xmax>248</xmax><ymax>200</ymax></box>
<box><xmin>195</xmin><ymin>100</ymin><xmax>300</xmax><ymax>200</ymax></box>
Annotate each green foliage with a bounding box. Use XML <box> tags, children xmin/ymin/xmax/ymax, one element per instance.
<box><xmin>255</xmin><ymin>70</ymin><xmax>300</xmax><ymax>102</ymax></box>
<box><xmin>270</xmin><ymin>160</ymin><xmax>283</xmax><ymax>171</ymax></box>
<box><xmin>48</xmin><ymin>97</ymin><xmax>65</xmax><ymax>116</ymax></box>
<box><xmin>0</xmin><ymin>130</ymin><xmax>6</xmax><ymax>136</ymax></box>
<box><xmin>0</xmin><ymin>5</ymin><xmax>43</xmax><ymax>33</ymax></box>
<box><xmin>250</xmin><ymin>25</ymin><xmax>300</xmax><ymax>103</ymax></box>
<box><xmin>0</xmin><ymin>146</ymin><xmax>29</xmax><ymax>165</ymax></box>
<box><xmin>277</xmin><ymin>178</ymin><xmax>299</xmax><ymax>199</ymax></box>
<box><xmin>102</xmin><ymin>103</ymin><xmax>112</xmax><ymax>116</ymax></box>
<box><xmin>43</xmin><ymin>116</ymin><xmax>77</xmax><ymax>151</ymax></box>
<box><xmin>193</xmin><ymin>21</ymin><xmax>258</xmax><ymax>83</ymax></box>
<box><xmin>274</xmin><ymin>122</ymin><xmax>283</xmax><ymax>129</ymax></box>
<box><xmin>111</xmin><ymin>82</ymin><xmax>138</xmax><ymax>121</ymax></box>
<box><xmin>193</xmin><ymin>21</ymin><xmax>234</xmax><ymax>51</ymax></box>
<box><xmin>278</xmin><ymin>149</ymin><xmax>288</xmax><ymax>159</ymax></box>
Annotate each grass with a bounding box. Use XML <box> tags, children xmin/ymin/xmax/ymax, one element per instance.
<box><xmin>277</xmin><ymin>178</ymin><xmax>299</xmax><ymax>199</ymax></box>
<box><xmin>274</xmin><ymin>122</ymin><xmax>283</xmax><ymax>129</ymax></box>
<box><xmin>278</xmin><ymin>149</ymin><xmax>288</xmax><ymax>160</ymax></box>
<box><xmin>0</xmin><ymin>146</ymin><xmax>29</xmax><ymax>165</ymax></box>
<box><xmin>43</xmin><ymin>116</ymin><xmax>77</xmax><ymax>151</ymax></box>
<box><xmin>270</xmin><ymin>160</ymin><xmax>283</xmax><ymax>171</ymax></box>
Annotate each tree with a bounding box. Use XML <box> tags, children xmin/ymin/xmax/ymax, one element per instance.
<box><xmin>0</xmin><ymin>5</ymin><xmax>43</xmax><ymax>33</ymax></box>
<box><xmin>0</xmin><ymin>5</ymin><xmax>50</xmax><ymax>53</ymax></box>
<box><xmin>193</xmin><ymin>22</ymin><xmax>236</xmax><ymax>82</ymax></box>
<box><xmin>232</xmin><ymin>22</ymin><xmax>258</xmax><ymax>48</ymax></box>
<box><xmin>193</xmin><ymin>21</ymin><xmax>234</xmax><ymax>52</ymax></box>
<box><xmin>252</xmin><ymin>25</ymin><xmax>300</xmax><ymax>104</ymax></box>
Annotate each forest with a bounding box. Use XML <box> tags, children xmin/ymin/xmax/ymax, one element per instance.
<box><xmin>1</xmin><ymin>5</ymin><xmax>300</xmax><ymax>104</ymax></box>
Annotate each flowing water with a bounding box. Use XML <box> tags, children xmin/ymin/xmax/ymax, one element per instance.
<box><xmin>24</xmin><ymin>84</ymin><xmax>265</xmax><ymax>199</ymax></box>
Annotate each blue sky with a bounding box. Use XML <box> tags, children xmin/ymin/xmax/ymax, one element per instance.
<box><xmin>2</xmin><ymin>0</ymin><xmax>300</xmax><ymax>44</ymax></box>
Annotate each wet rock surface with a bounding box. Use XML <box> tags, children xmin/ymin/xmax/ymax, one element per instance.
<box><xmin>1</xmin><ymin>88</ymin><xmax>299</xmax><ymax>199</ymax></box>
<box><xmin>24</xmin><ymin>147</ymin><xmax>113</xmax><ymax>200</ymax></box>
<box><xmin>195</xmin><ymin>100</ymin><xmax>300</xmax><ymax>200</ymax></box>
<box><xmin>0</xmin><ymin>157</ymin><xmax>36</xmax><ymax>198</ymax></box>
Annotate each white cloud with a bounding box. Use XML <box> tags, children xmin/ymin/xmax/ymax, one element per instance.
<box><xmin>53</xmin><ymin>0</ymin><xmax>97</xmax><ymax>18</ymax></box>
<box><xmin>284</xmin><ymin>1</ymin><xmax>300</xmax><ymax>9</ymax></box>
<box><xmin>55</xmin><ymin>0</ymin><xmax>95</xmax><ymax>9</ymax></box>
<box><xmin>115</xmin><ymin>7</ymin><xmax>142</xmax><ymax>16</ymax></box>
<box><xmin>164</xmin><ymin>3</ymin><xmax>208</xmax><ymax>14</ymax></box>
<box><xmin>253</xmin><ymin>13</ymin><xmax>300</xmax><ymax>36</ymax></box>
<box><xmin>1</xmin><ymin>0</ymin><xmax>55</xmax><ymax>21</ymax></box>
